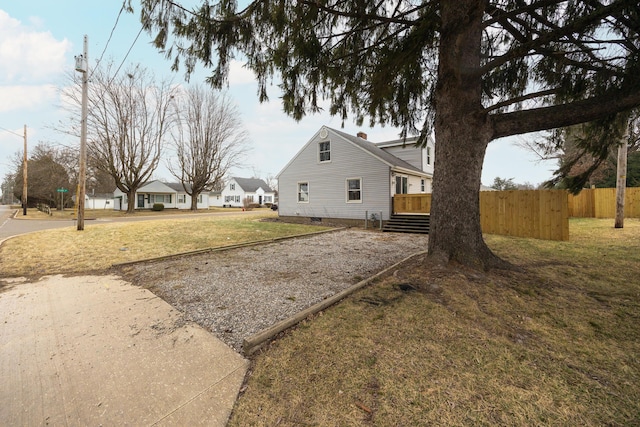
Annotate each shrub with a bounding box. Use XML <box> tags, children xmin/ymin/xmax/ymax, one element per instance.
<box><xmin>152</xmin><ymin>203</ymin><xmax>165</xmax><ymax>211</ymax></box>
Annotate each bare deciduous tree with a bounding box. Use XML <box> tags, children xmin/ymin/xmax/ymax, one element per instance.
<box><xmin>168</xmin><ymin>86</ymin><xmax>249</xmax><ymax>210</ymax></box>
<box><xmin>65</xmin><ymin>63</ymin><xmax>176</xmax><ymax>213</ymax></box>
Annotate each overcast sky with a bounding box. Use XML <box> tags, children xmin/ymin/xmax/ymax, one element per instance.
<box><xmin>0</xmin><ymin>2</ymin><xmax>558</xmax><ymax>190</ymax></box>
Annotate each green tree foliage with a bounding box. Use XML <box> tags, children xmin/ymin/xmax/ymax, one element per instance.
<box><xmin>138</xmin><ymin>0</ymin><xmax>640</xmax><ymax>269</ymax></box>
<box><xmin>545</xmin><ymin>115</ymin><xmax>632</xmax><ymax>191</ymax></box>
<box><xmin>533</xmin><ymin>110</ymin><xmax>640</xmax><ymax>190</ymax></box>
<box><xmin>491</xmin><ymin>177</ymin><xmax>518</xmax><ymax>191</ymax></box>
<box><xmin>593</xmin><ymin>151</ymin><xmax>640</xmax><ymax>187</ymax></box>
<box><xmin>13</xmin><ymin>144</ymin><xmax>72</xmax><ymax>208</ymax></box>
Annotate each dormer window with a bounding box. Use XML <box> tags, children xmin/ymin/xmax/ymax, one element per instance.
<box><xmin>319</xmin><ymin>141</ymin><xmax>331</xmax><ymax>162</ymax></box>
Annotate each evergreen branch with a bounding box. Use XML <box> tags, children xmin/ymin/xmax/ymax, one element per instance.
<box><xmin>480</xmin><ymin>1</ymin><xmax>629</xmax><ymax>74</ymax></box>
<box><xmin>298</xmin><ymin>0</ymin><xmax>426</xmax><ymax>26</ymax></box>
<box><xmin>484</xmin><ymin>88</ymin><xmax>559</xmax><ymax>113</ymax></box>
<box><xmin>484</xmin><ymin>0</ymin><xmax>565</xmax><ymax>27</ymax></box>
<box><xmin>492</xmin><ymin>90</ymin><xmax>640</xmax><ymax>139</ymax></box>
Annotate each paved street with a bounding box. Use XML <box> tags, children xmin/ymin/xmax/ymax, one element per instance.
<box><xmin>0</xmin><ymin>205</ymin><xmax>76</xmax><ymax>241</ymax></box>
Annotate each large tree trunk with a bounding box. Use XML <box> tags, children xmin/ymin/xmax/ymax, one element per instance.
<box><xmin>190</xmin><ymin>191</ymin><xmax>199</xmax><ymax>210</ymax></box>
<box><xmin>428</xmin><ymin>0</ymin><xmax>507</xmax><ymax>270</ymax></box>
<box><xmin>126</xmin><ymin>191</ymin><xmax>136</xmax><ymax>214</ymax></box>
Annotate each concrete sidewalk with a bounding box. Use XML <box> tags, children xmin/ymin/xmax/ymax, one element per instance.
<box><xmin>0</xmin><ymin>275</ymin><xmax>248</xmax><ymax>426</ymax></box>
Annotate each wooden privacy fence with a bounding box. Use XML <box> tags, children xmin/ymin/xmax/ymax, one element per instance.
<box><xmin>568</xmin><ymin>187</ymin><xmax>640</xmax><ymax>218</ymax></box>
<box><xmin>393</xmin><ymin>190</ymin><xmax>569</xmax><ymax>241</ymax></box>
<box><xmin>393</xmin><ymin>193</ymin><xmax>432</xmax><ymax>214</ymax></box>
<box><xmin>479</xmin><ymin>190</ymin><xmax>568</xmax><ymax>241</ymax></box>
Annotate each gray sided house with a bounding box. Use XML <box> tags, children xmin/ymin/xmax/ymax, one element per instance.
<box><xmin>277</xmin><ymin>126</ymin><xmax>434</xmax><ymax>223</ymax></box>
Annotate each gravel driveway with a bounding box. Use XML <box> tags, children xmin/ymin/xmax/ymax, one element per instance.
<box><xmin>118</xmin><ymin>229</ymin><xmax>428</xmax><ymax>352</ymax></box>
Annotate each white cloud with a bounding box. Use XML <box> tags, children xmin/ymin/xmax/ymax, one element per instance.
<box><xmin>0</xmin><ymin>84</ymin><xmax>58</xmax><ymax>113</ymax></box>
<box><xmin>233</xmin><ymin>93</ymin><xmax>410</xmax><ymax>179</ymax></box>
<box><xmin>228</xmin><ymin>59</ymin><xmax>258</xmax><ymax>85</ymax></box>
<box><xmin>0</xmin><ymin>10</ymin><xmax>71</xmax><ymax>84</ymax></box>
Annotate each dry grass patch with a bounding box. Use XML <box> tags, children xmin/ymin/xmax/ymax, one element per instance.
<box><xmin>21</xmin><ymin>207</ymin><xmax>244</xmax><ymax>220</ymax></box>
<box><xmin>229</xmin><ymin>218</ymin><xmax>640</xmax><ymax>426</ymax></box>
<box><xmin>0</xmin><ymin>213</ymin><xmax>329</xmax><ymax>277</ymax></box>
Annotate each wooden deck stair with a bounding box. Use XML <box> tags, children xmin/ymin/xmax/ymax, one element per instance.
<box><xmin>382</xmin><ymin>214</ymin><xmax>430</xmax><ymax>234</ymax></box>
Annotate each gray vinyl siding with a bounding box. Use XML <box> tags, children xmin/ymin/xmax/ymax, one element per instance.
<box><xmin>278</xmin><ymin>133</ymin><xmax>393</xmax><ymax>220</ymax></box>
<box><xmin>381</xmin><ymin>145</ymin><xmax>423</xmax><ymax>170</ymax></box>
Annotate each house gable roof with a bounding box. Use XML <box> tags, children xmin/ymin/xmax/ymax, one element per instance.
<box><xmin>164</xmin><ymin>182</ymin><xmax>192</xmax><ymax>193</ymax></box>
<box><xmin>137</xmin><ymin>180</ymin><xmax>176</xmax><ymax>193</ymax></box>
<box><xmin>277</xmin><ymin>126</ymin><xmax>431</xmax><ymax>178</ymax></box>
<box><xmin>374</xmin><ymin>136</ymin><xmax>422</xmax><ymax>148</ymax></box>
<box><xmin>328</xmin><ymin>128</ymin><xmax>429</xmax><ymax>176</ymax></box>
<box><xmin>232</xmin><ymin>177</ymin><xmax>274</xmax><ymax>193</ymax></box>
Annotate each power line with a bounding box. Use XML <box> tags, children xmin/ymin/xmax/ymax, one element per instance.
<box><xmin>111</xmin><ymin>26</ymin><xmax>145</xmax><ymax>79</ymax></box>
<box><xmin>0</xmin><ymin>126</ymin><xmax>23</xmax><ymax>138</ymax></box>
<box><xmin>104</xmin><ymin>1</ymin><xmax>158</xmax><ymax>89</ymax></box>
<box><xmin>90</xmin><ymin>1</ymin><xmax>127</xmax><ymax>78</ymax></box>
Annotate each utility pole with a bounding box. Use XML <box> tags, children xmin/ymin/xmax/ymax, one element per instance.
<box><xmin>615</xmin><ymin>132</ymin><xmax>628</xmax><ymax>229</ymax></box>
<box><xmin>22</xmin><ymin>124</ymin><xmax>27</xmax><ymax>216</ymax></box>
<box><xmin>75</xmin><ymin>35</ymin><xmax>89</xmax><ymax>231</ymax></box>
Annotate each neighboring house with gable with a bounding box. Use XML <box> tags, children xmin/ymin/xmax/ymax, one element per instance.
<box><xmin>72</xmin><ymin>192</ymin><xmax>115</xmax><ymax>209</ymax></box>
<box><xmin>210</xmin><ymin>177</ymin><xmax>276</xmax><ymax>207</ymax></box>
<box><xmin>83</xmin><ymin>192</ymin><xmax>114</xmax><ymax>209</ymax></box>
<box><xmin>276</xmin><ymin>126</ymin><xmax>434</xmax><ymax>222</ymax></box>
<box><xmin>113</xmin><ymin>180</ymin><xmax>209</xmax><ymax>210</ymax></box>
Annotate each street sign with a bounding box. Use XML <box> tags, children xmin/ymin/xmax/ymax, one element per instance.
<box><xmin>56</xmin><ymin>188</ymin><xmax>68</xmax><ymax>193</ymax></box>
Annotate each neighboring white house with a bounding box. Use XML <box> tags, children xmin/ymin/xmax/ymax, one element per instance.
<box><xmin>72</xmin><ymin>192</ymin><xmax>115</xmax><ymax>209</ymax></box>
<box><xmin>276</xmin><ymin>126</ymin><xmax>434</xmax><ymax>222</ymax></box>
<box><xmin>85</xmin><ymin>193</ymin><xmax>114</xmax><ymax>209</ymax></box>
<box><xmin>210</xmin><ymin>177</ymin><xmax>276</xmax><ymax>208</ymax></box>
<box><xmin>113</xmin><ymin>180</ymin><xmax>209</xmax><ymax>210</ymax></box>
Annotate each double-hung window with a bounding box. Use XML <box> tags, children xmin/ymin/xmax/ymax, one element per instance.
<box><xmin>319</xmin><ymin>141</ymin><xmax>330</xmax><ymax>162</ymax></box>
<box><xmin>298</xmin><ymin>182</ymin><xmax>309</xmax><ymax>202</ymax></box>
<box><xmin>346</xmin><ymin>178</ymin><xmax>362</xmax><ymax>202</ymax></box>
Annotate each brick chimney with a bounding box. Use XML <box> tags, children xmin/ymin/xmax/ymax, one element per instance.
<box><xmin>357</xmin><ymin>131</ymin><xmax>367</xmax><ymax>140</ymax></box>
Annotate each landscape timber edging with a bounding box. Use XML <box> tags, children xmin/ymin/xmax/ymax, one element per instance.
<box><xmin>111</xmin><ymin>227</ymin><xmax>346</xmax><ymax>268</ymax></box>
<box><xmin>242</xmin><ymin>250</ymin><xmax>428</xmax><ymax>356</ymax></box>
